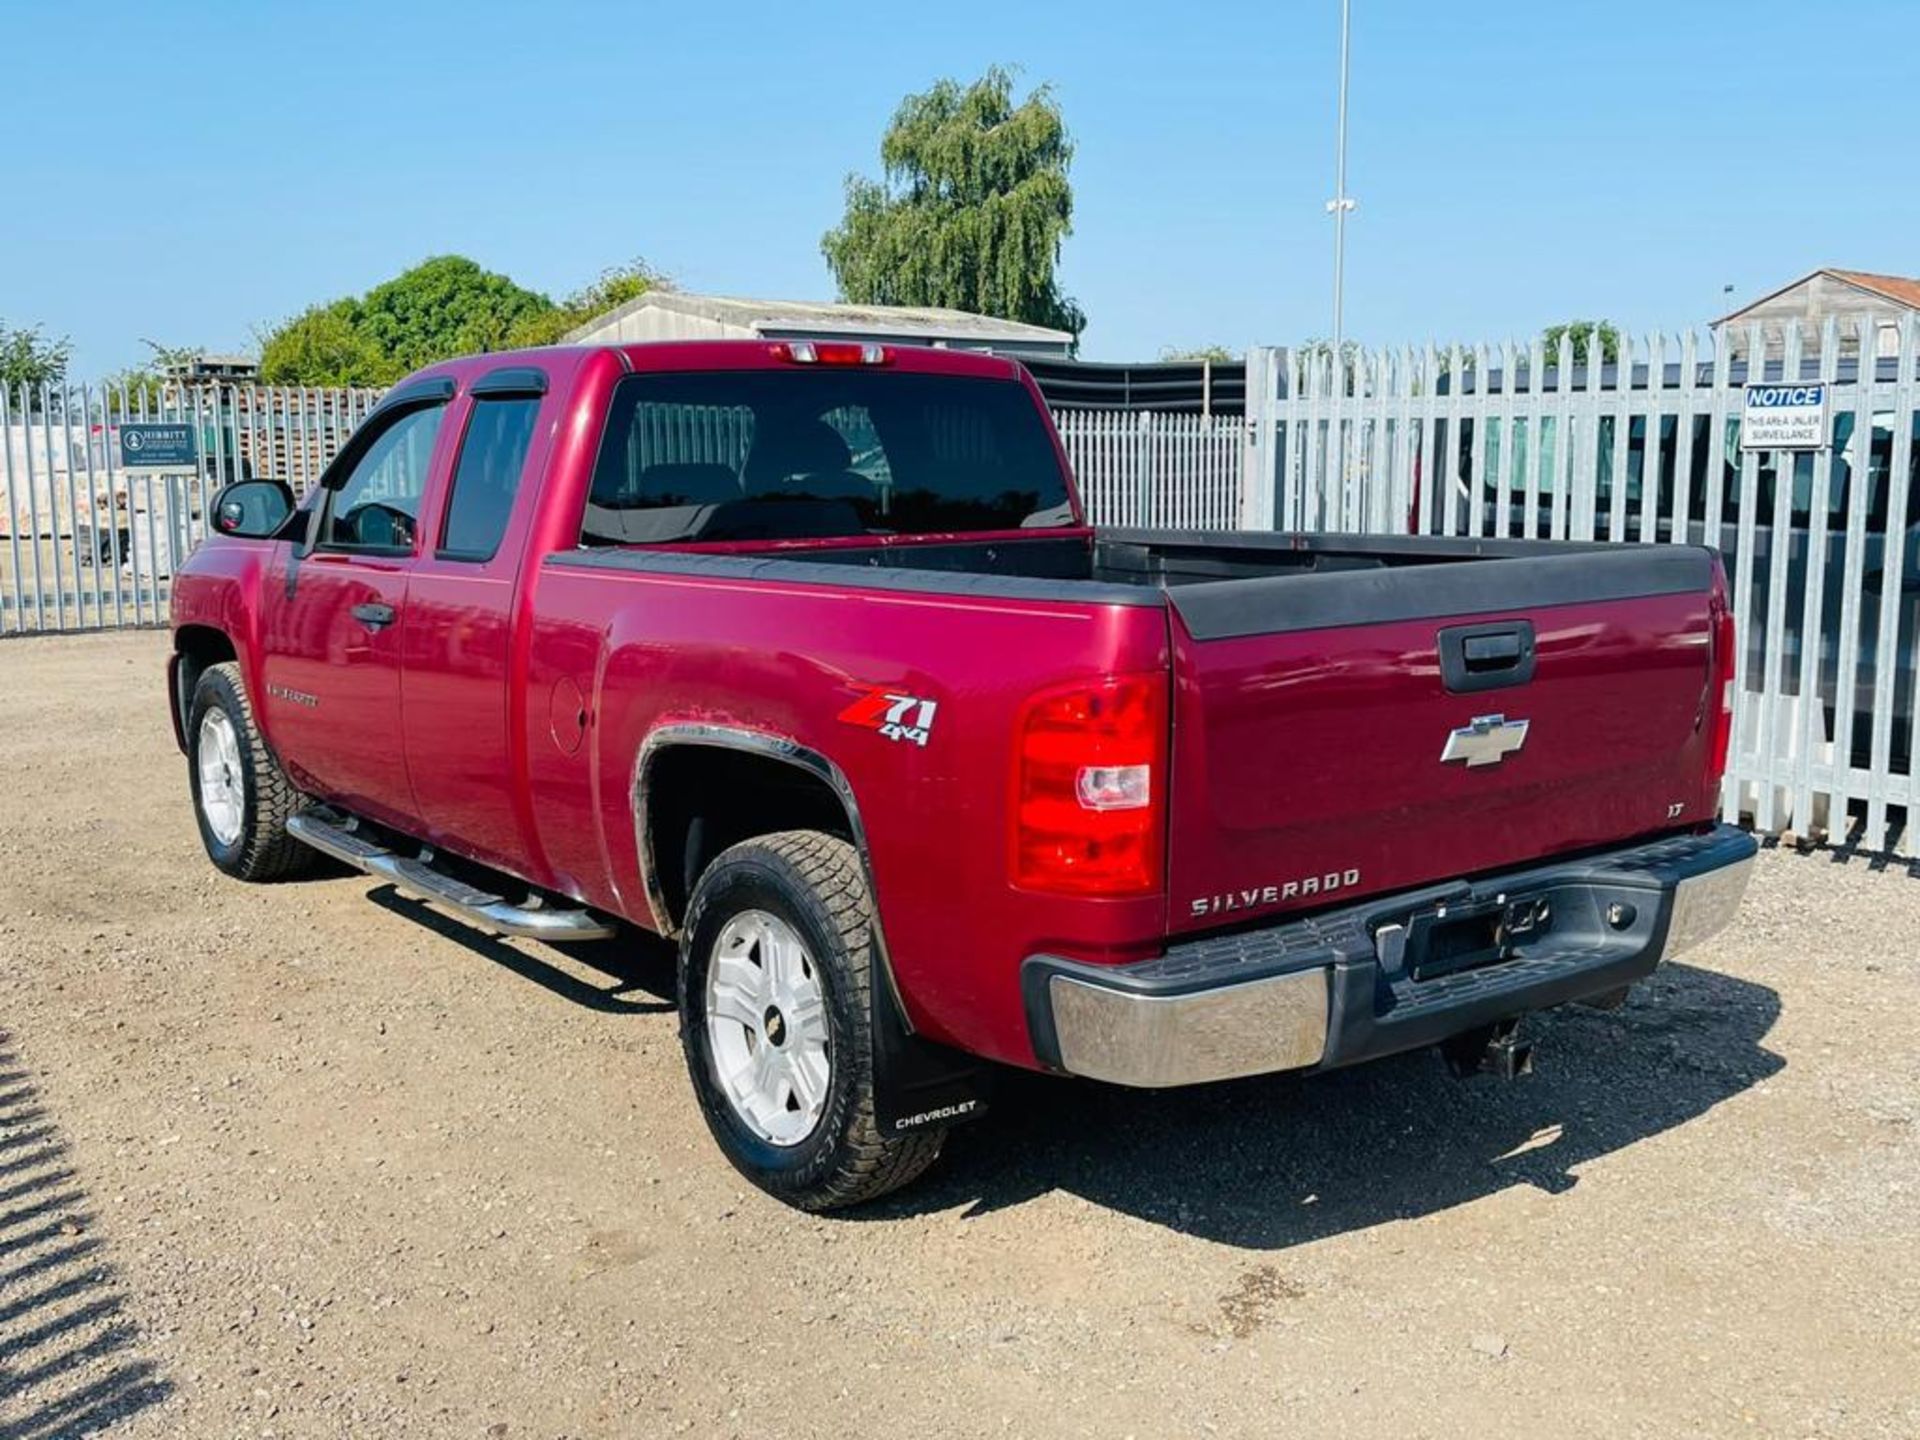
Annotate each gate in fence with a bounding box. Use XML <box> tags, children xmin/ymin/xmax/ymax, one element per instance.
<box><xmin>1</xmin><ymin>381</ymin><xmax>382</xmax><ymax>632</ymax></box>
<box><xmin>1243</xmin><ymin>313</ymin><xmax>1920</xmax><ymax>856</ymax></box>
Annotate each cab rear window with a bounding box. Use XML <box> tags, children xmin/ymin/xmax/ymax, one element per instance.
<box><xmin>581</xmin><ymin>370</ymin><xmax>1073</xmax><ymax>544</ymax></box>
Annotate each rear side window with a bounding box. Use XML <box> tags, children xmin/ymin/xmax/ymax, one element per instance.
<box><xmin>441</xmin><ymin>396</ymin><xmax>542</xmax><ymax>560</ymax></box>
<box><xmin>582</xmin><ymin>370</ymin><xmax>1073</xmax><ymax>545</ymax></box>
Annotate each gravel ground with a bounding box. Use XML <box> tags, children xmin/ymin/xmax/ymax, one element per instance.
<box><xmin>1</xmin><ymin>629</ymin><xmax>1916</xmax><ymax>1440</ymax></box>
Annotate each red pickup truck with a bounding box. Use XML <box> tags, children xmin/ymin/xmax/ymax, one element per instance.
<box><xmin>170</xmin><ymin>339</ymin><xmax>1756</xmax><ymax>1209</ymax></box>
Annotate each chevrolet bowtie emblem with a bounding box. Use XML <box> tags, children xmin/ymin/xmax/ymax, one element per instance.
<box><xmin>1441</xmin><ymin>713</ymin><xmax>1530</xmax><ymax>768</ymax></box>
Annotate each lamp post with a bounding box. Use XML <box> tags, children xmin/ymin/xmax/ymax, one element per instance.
<box><xmin>1326</xmin><ymin>0</ymin><xmax>1356</xmax><ymax>510</ymax></box>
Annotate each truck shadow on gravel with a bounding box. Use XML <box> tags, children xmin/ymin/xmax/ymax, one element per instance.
<box><xmin>340</xmin><ymin>893</ymin><xmax>1783</xmax><ymax>1249</ymax></box>
<box><xmin>890</xmin><ymin>962</ymin><xmax>1783</xmax><ymax>1248</ymax></box>
<box><xmin>365</xmin><ymin>887</ymin><xmax>678</xmax><ymax>1015</ymax></box>
<box><xmin>0</xmin><ymin>1032</ymin><xmax>173</xmax><ymax>1440</ymax></box>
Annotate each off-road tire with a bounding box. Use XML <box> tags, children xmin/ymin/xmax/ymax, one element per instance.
<box><xmin>679</xmin><ymin>830</ymin><xmax>945</xmax><ymax>1210</ymax></box>
<box><xmin>187</xmin><ymin>662</ymin><xmax>315</xmax><ymax>883</ymax></box>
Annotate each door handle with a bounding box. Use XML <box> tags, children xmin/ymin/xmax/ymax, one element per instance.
<box><xmin>351</xmin><ymin>602</ymin><xmax>397</xmax><ymax>630</ymax></box>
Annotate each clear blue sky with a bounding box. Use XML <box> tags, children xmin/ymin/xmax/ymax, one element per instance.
<box><xmin>6</xmin><ymin>0</ymin><xmax>1917</xmax><ymax>373</ymax></box>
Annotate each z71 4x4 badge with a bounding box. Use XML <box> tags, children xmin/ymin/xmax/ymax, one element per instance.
<box><xmin>838</xmin><ymin>687</ymin><xmax>939</xmax><ymax>748</ymax></box>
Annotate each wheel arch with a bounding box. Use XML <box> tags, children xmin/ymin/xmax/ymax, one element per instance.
<box><xmin>634</xmin><ymin>725</ymin><xmax>873</xmax><ymax>939</ymax></box>
<box><xmin>170</xmin><ymin>624</ymin><xmax>239</xmax><ymax>752</ymax></box>
<box><xmin>637</xmin><ymin>724</ymin><xmax>993</xmax><ymax>1137</ymax></box>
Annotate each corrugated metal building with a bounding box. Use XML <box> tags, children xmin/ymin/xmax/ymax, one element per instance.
<box><xmin>1023</xmin><ymin>356</ymin><xmax>1246</xmax><ymax>415</ymax></box>
<box><xmin>564</xmin><ymin>290</ymin><xmax>1075</xmax><ymax>359</ymax></box>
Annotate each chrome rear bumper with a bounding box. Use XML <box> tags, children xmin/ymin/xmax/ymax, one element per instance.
<box><xmin>1024</xmin><ymin>824</ymin><xmax>1757</xmax><ymax>1089</ymax></box>
<box><xmin>1046</xmin><ymin>967</ymin><xmax>1330</xmax><ymax>1087</ymax></box>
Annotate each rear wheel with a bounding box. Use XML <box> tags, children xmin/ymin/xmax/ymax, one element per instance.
<box><xmin>187</xmin><ymin>662</ymin><xmax>315</xmax><ymax>882</ymax></box>
<box><xmin>678</xmin><ymin>830</ymin><xmax>944</xmax><ymax>1210</ymax></box>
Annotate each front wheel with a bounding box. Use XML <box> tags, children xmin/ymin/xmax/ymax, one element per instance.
<box><xmin>678</xmin><ymin>831</ymin><xmax>944</xmax><ymax>1210</ymax></box>
<box><xmin>187</xmin><ymin>661</ymin><xmax>315</xmax><ymax>882</ymax></box>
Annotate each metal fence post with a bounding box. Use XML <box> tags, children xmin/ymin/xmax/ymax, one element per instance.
<box><xmin>1240</xmin><ymin>348</ymin><xmax>1276</xmax><ymax>530</ymax></box>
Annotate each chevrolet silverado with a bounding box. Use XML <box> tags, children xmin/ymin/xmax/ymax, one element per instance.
<box><xmin>169</xmin><ymin>339</ymin><xmax>1756</xmax><ymax>1209</ymax></box>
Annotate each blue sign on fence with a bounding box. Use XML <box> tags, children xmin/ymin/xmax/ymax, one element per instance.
<box><xmin>118</xmin><ymin>422</ymin><xmax>197</xmax><ymax>469</ymax></box>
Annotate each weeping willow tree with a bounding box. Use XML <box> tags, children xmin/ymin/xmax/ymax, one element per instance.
<box><xmin>822</xmin><ymin>66</ymin><xmax>1086</xmax><ymax>343</ymax></box>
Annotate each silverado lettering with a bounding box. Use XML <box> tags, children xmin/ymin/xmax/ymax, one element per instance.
<box><xmin>1190</xmin><ymin>868</ymin><xmax>1364</xmax><ymax>917</ymax></box>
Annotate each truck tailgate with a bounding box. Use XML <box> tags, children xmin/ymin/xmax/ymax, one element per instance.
<box><xmin>1165</xmin><ymin>547</ymin><xmax>1722</xmax><ymax>935</ymax></box>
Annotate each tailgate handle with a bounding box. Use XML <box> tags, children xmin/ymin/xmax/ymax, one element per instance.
<box><xmin>1439</xmin><ymin>621</ymin><xmax>1536</xmax><ymax>693</ymax></box>
<box><xmin>1465</xmin><ymin>633</ymin><xmax>1521</xmax><ymax>666</ymax></box>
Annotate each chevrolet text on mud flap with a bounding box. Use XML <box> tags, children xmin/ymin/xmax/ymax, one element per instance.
<box><xmin>167</xmin><ymin>337</ymin><xmax>1757</xmax><ymax>1210</ymax></box>
<box><xmin>890</xmin><ymin>1100</ymin><xmax>981</xmax><ymax>1130</ymax></box>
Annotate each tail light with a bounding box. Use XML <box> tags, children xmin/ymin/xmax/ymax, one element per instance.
<box><xmin>1707</xmin><ymin>588</ymin><xmax>1737</xmax><ymax>792</ymax></box>
<box><xmin>1011</xmin><ymin>675</ymin><xmax>1167</xmax><ymax>896</ymax></box>
<box><xmin>770</xmin><ymin>341</ymin><xmax>890</xmax><ymax>366</ymax></box>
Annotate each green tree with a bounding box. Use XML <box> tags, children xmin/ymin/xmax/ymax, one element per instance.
<box><xmin>1159</xmin><ymin>345</ymin><xmax>1238</xmax><ymax>363</ymax></box>
<box><xmin>504</xmin><ymin>259</ymin><xmax>669</xmax><ymax>348</ymax></box>
<box><xmin>1294</xmin><ymin>336</ymin><xmax>1370</xmax><ymax>389</ymax></box>
<box><xmin>258</xmin><ymin>299</ymin><xmax>397</xmax><ymax>386</ymax></box>
<box><xmin>1541</xmin><ymin>320</ymin><xmax>1620</xmax><ymax>367</ymax></box>
<box><xmin>0</xmin><ymin>319</ymin><xmax>73</xmax><ymax>392</ymax></box>
<box><xmin>822</xmin><ymin>66</ymin><xmax>1085</xmax><ymax>341</ymax></box>
<box><xmin>255</xmin><ymin>255</ymin><xmax>670</xmax><ymax>384</ymax></box>
<box><xmin>354</xmin><ymin>256</ymin><xmax>554</xmax><ymax>373</ymax></box>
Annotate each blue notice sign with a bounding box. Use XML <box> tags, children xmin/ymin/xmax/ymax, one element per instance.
<box><xmin>1740</xmin><ymin>383</ymin><xmax>1828</xmax><ymax>451</ymax></box>
<box><xmin>119</xmin><ymin>422</ymin><xmax>198</xmax><ymax>469</ymax></box>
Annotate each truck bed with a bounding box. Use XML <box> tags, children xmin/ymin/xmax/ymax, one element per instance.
<box><xmin>554</xmin><ymin>527</ymin><xmax>1725</xmax><ymax>940</ymax></box>
<box><xmin>556</xmin><ymin>526</ymin><xmax>1712</xmax><ymax>595</ymax></box>
<box><xmin>558</xmin><ymin>527</ymin><xmax>1712</xmax><ymax>611</ymax></box>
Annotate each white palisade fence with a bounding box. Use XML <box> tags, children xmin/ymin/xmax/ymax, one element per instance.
<box><xmin>7</xmin><ymin>324</ymin><xmax>1917</xmax><ymax>861</ymax></box>
<box><xmin>1243</xmin><ymin>314</ymin><xmax>1920</xmax><ymax>857</ymax></box>
<box><xmin>1</xmin><ymin>381</ymin><xmax>382</xmax><ymax>631</ymax></box>
<box><xmin>0</xmin><ymin>388</ymin><xmax>1245</xmax><ymax>637</ymax></box>
<box><xmin>1056</xmin><ymin>410</ymin><xmax>1245</xmax><ymax>530</ymax></box>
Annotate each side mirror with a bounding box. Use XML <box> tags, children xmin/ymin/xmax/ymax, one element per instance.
<box><xmin>211</xmin><ymin>480</ymin><xmax>294</xmax><ymax>539</ymax></box>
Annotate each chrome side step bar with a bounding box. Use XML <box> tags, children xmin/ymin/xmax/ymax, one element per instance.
<box><xmin>287</xmin><ymin>812</ymin><xmax>617</xmax><ymax>943</ymax></box>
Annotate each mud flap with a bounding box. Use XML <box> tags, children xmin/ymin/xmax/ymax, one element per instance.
<box><xmin>870</xmin><ymin>955</ymin><xmax>993</xmax><ymax>1137</ymax></box>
